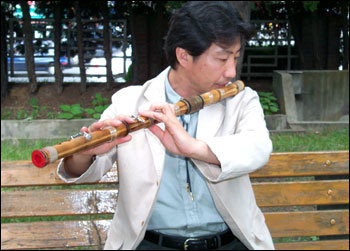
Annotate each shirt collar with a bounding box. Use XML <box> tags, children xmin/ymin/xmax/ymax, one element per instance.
<box><xmin>165</xmin><ymin>72</ymin><xmax>182</xmax><ymax>104</ymax></box>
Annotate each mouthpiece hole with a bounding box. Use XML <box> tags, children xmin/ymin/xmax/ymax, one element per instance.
<box><xmin>32</xmin><ymin>150</ymin><xmax>47</xmax><ymax>168</ymax></box>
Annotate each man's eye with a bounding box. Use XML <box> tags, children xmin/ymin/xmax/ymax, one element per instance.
<box><xmin>219</xmin><ymin>58</ymin><xmax>228</xmax><ymax>62</ymax></box>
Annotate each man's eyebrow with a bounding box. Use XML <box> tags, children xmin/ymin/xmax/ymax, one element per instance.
<box><xmin>216</xmin><ymin>48</ymin><xmax>241</xmax><ymax>55</ymax></box>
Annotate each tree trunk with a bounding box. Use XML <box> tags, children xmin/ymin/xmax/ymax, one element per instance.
<box><xmin>54</xmin><ymin>1</ymin><xmax>63</xmax><ymax>94</ymax></box>
<box><xmin>1</xmin><ymin>6</ymin><xmax>8</xmax><ymax>97</ymax></box>
<box><xmin>74</xmin><ymin>1</ymin><xmax>87</xmax><ymax>93</ymax></box>
<box><xmin>229</xmin><ymin>1</ymin><xmax>251</xmax><ymax>81</ymax></box>
<box><xmin>327</xmin><ymin>14</ymin><xmax>341</xmax><ymax>69</ymax></box>
<box><xmin>130</xmin><ymin>7</ymin><xmax>168</xmax><ymax>84</ymax></box>
<box><xmin>20</xmin><ymin>1</ymin><xmax>38</xmax><ymax>93</ymax></box>
<box><xmin>286</xmin><ymin>2</ymin><xmax>304</xmax><ymax>70</ymax></box>
<box><xmin>148</xmin><ymin>4</ymin><xmax>168</xmax><ymax>79</ymax></box>
<box><xmin>102</xmin><ymin>1</ymin><xmax>114</xmax><ymax>88</ymax></box>
<box><xmin>130</xmin><ymin>11</ymin><xmax>148</xmax><ymax>84</ymax></box>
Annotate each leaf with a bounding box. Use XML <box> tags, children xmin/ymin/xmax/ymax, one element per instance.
<box><xmin>262</xmin><ymin>104</ymin><xmax>269</xmax><ymax>110</ymax></box>
<box><xmin>71</xmin><ymin>104</ymin><xmax>83</xmax><ymax>115</ymax></box>
<box><xmin>258</xmin><ymin>92</ymin><xmax>267</xmax><ymax>97</ymax></box>
<box><xmin>85</xmin><ymin>108</ymin><xmax>95</xmax><ymax>114</ymax></box>
<box><xmin>93</xmin><ymin>113</ymin><xmax>101</xmax><ymax>119</ymax></box>
<box><xmin>59</xmin><ymin>105</ymin><xmax>71</xmax><ymax>112</ymax></box>
<box><xmin>270</xmin><ymin>106</ymin><xmax>279</xmax><ymax>112</ymax></box>
<box><xmin>95</xmin><ymin>93</ymin><xmax>102</xmax><ymax>100</ymax></box>
<box><xmin>260</xmin><ymin>97</ymin><xmax>269</xmax><ymax>103</ymax></box>
<box><xmin>30</xmin><ymin>98</ymin><xmax>38</xmax><ymax>106</ymax></box>
<box><xmin>71</xmin><ymin>104</ymin><xmax>81</xmax><ymax>108</ymax></box>
<box><xmin>94</xmin><ymin>105</ymin><xmax>105</xmax><ymax>113</ymax></box>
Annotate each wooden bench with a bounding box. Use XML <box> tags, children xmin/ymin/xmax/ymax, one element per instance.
<box><xmin>1</xmin><ymin>150</ymin><xmax>349</xmax><ymax>250</ymax></box>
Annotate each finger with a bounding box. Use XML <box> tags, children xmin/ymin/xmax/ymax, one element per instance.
<box><xmin>114</xmin><ymin>115</ymin><xmax>136</xmax><ymax>124</ymax></box>
<box><xmin>88</xmin><ymin>116</ymin><xmax>132</xmax><ymax>132</ymax></box>
<box><xmin>149</xmin><ymin>102</ymin><xmax>175</xmax><ymax>114</ymax></box>
<box><xmin>115</xmin><ymin>134</ymin><xmax>132</xmax><ymax>144</ymax></box>
<box><xmin>80</xmin><ymin>126</ymin><xmax>89</xmax><ymax>133</ymax></box>
<box><xmin>138</xmin><ymin>110</ymin><xmax>164</xmax><ymax>123</ymax></box>
<box><xmin>88</xmin><ymin>121</ymin><xmax>107</xmax><ymax>132</ymax></box>
<box><xmin>148</xmin><ymin>124</ymin><xmax>164</xmax><ymax>138</ymax></box>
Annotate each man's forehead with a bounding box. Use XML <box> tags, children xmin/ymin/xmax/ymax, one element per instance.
<box><xmin>213</xmin><ymin>44</ymin><xmax>241</xmax><ymax>55</ymax></box>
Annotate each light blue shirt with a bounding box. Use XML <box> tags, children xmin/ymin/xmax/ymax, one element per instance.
<box><xmin>147</xmin><ymin>74</ymin><xmax>228</xmax><ymax>237</ymax></box>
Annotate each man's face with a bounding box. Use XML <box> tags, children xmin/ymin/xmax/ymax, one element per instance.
<box><xmin>185</xmin><ymin>40</ymin><xmax>241</xmax><ymax>94</ymax></box>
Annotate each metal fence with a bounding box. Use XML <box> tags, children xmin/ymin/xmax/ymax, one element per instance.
<box><xmin>6</xmin><ymin>18</ymin><xmax>297</xmax><ymax>82</ymax></box>
<box><xmin>242</xmin><ymin>20</ymin><xmax>298</xmax><ymax>80</ymax></box>
<box><xmin>7</xmin><ymin>18</ymin><xmax>131</xmax><ymax>83</ymax></box>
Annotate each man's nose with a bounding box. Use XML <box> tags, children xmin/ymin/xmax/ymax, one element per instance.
<box><xmin>223</xmin><ymin>61</ymin><xmax>236</xmax><ymax>79</ymax></box>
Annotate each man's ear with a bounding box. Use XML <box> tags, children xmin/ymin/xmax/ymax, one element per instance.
<box><xmin>175</xmin><ymin>47</ymin><xmax>192</xmax><ymax>68</ymax></box>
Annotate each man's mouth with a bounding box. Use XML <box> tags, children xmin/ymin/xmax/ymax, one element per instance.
<box><xmin>215</xmin><ymin>82</ymin><xmax>229</xmax><ymax>88</ymax></box>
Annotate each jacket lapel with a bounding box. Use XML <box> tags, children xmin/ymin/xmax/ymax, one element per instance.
<box><xmin>139</xmin><ymin>68</ymin><xmax>169</xmax><ymax>180</ymax></box>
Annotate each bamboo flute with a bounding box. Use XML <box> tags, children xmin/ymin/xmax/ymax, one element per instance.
<box><xmin>31</xmin><ymin>80</ymin><xmax>244</xmax><ymax>168</ymax></box>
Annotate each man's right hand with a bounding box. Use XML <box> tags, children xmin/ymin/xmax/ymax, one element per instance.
<box><xmin>63</xmin><ymin>115</ymin><xmax>135</xmax><ymax>177</ymax></box>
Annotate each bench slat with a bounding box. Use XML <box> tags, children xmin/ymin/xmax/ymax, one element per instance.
<box><xmin>265</xmin><ymin>210</ymin><xmax>349</xmax><ymax>237</ymax></box>
<box><xmin>1</xmin><ymin>212</ymin><xmax>349</xmax><ymax>250</ymax></box>
<box><xmin>1</xmin><ymin>161</ymin><xmax>118</xmax><ymax>187</ymax></box>
<box><xmin>254</xmin><ymin>180</ymin><xmax>349</xmax><ymax>207</ymax></box>
<box><xmin>2</xmin><ymin>180</ymin><xmax>348</xmax><ymax>218</ymax></box>
<box><xmin>274</xmin><ymin>239</ymin><xmax>349</xmax><ymax>250</ymax></box>
<box><xmin>1</xmin><ymin>189</ymin><xmax>118</xmax><ymax>218</ymax></box>
<box><xmin>251</xmin><ymin>151</ymin><xmax>349</xmax><ymax>178</ymax></box>
<box><xmin>1</xmin><ymin>151</ymin><xmax>348</xmax><ymax>187</ymax></box>
<box><xmin>1</xmin><ymin>219</ymin><xmax>109</xmax><ymax>250</ymax></box>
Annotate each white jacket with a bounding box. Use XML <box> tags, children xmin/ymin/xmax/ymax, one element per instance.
<box><xmin>58</xmin><ymin>67</ymin><xmax>274</xmax><ymax>250</ymax></box>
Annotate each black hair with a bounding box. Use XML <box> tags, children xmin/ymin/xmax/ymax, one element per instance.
<box><xmin>164</xmin><ymin>1</ymin><xmax>255</xmax><ymax>69</ymax></box>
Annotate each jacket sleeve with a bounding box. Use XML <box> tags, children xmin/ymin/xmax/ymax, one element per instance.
<box><xmin>57</xmin><ymin>147</ymin><xmax>118</xmax><ymax>183</ymax></box>
<box><xmin>192</xmin><ymin>88</ymin><xmax>272</xmax><ymax>183</ymax></box>
<box><xmin>56</xmin><ymin>90</ymin><xmax>124</xmax><ymax>183</ymax></box>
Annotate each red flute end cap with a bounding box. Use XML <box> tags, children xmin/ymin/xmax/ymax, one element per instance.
<box><xmin>31</xmin><ymin>150</ymin><xmax>47</xmax><ymax>168</ymax></box>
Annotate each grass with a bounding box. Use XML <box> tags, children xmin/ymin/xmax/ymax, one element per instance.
<box><xmin>1</xmin><ymin>138</ymin><xmax>67</xmax><ymax>161</ymax></box>
<box><xmin>270</xmin><ymin>128</ymin><xmax>349</xmax><ymax>152</ymax></box>
<box><xmin>1</xmin><ymin>128</ymin><xmax>349</xmax><ymax>161</ymax></box>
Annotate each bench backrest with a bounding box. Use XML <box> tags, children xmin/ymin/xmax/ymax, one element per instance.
<box><xmin>1</xmin><ymin>151</ymin><xmax>349</xmax><ymax>250</ymax></box>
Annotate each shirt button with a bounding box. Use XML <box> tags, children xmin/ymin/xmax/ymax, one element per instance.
<box><xmin>141</xmin><ymin>221</ymin><xmax>145</xmax><ymax>226</ymax></box>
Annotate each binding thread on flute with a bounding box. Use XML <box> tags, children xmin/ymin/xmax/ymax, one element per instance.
<box><xmin>181</xmin><ymin>95</ymin><xmax>205</xmax><ymax>114</ymax></box>
<box><xmin>31</xmin><ymin>80</ymin><xmax>245</xmax><ymax>168</ymax></box>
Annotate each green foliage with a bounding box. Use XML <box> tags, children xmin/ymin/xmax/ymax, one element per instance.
<box><xmin>1</xmin><ymin>108</ymin><xmax>12</xmax><ymax>120</ymax></box>
<box><xmin>258</xmin><ymin>92</ymin><xmax>279</xmax><ymax>115</ymax></box>
<box><xmin>124</xmin><ymin>64</ymin><xmax>132</xmax><ymax>82</ymax></box>
<box><xmin>57</xmin><ymin>93</ymin><xmax>109</xmax><ymax>120</ymax></box>
<box><xmin>91</xmin><ymin>93</ymin><xmax>108</xmax><ymax>106</ymax></box>
<box><xmin>1</xmin><ymin>93</ymin><xmax>110</xmax><ymax>120</ymax></box>
<box><xmin>302</xmin><ymin>1</ymin><xmax>319</xmax><ymax>12</ymax></box>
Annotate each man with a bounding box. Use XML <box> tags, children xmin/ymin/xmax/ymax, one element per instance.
<box><xmin>57</xmin><ymin>1</ymin><xmax>274</xmax><ymax>250</ymax></box>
